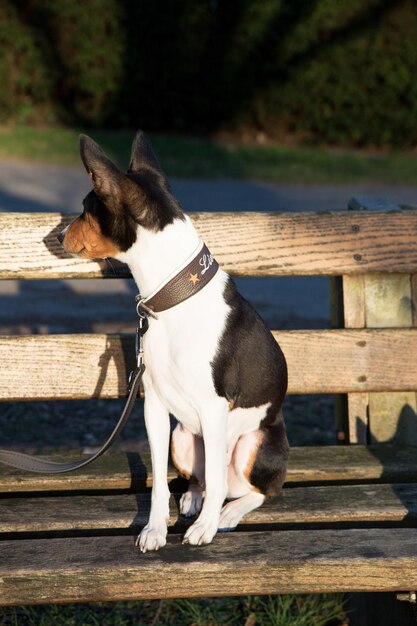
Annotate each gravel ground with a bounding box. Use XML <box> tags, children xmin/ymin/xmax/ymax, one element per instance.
<box><xmin>0</xmin><ymin>394</ymin><xmax>337</xmax><ymax>453</ymax></box>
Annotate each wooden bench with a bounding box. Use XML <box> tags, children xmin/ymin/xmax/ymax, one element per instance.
<box><xmin>1</xmin><ymin>199</ymin><xmax>417</xmax><ymax>622</ymax></box>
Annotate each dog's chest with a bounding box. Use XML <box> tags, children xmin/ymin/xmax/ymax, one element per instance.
<box><xmin>143</xmin><ymin>274</ymin><xmax>230</xmax><ymax>434</ymax></box>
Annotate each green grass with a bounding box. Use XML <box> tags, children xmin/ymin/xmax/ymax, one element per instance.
<box><xmin>1</xmin><ymin>125</ymin><xmax>417</xmax><ymax>185</ymax></box>
<box><xmin>0</xmin><ymin>594</ymin><xmax>347</xmax><ymax>625</ymax></box>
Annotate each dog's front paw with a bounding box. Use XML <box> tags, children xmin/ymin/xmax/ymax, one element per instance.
<box><xmin>182</xmin><ymin>517</ymin><xmax>218</xmax><ymax>546</ymax></box>
<box><xmin>136</xmin><ymin>524</ymin><xmax>167</xmax><ymax>553</ymax></box>
<box><xmin>180</xmin><ymin>488</ymin><xmax>203</xmax><ymax>517</ymax></box>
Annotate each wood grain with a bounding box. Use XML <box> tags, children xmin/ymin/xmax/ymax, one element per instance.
<box><xmin>276</xmin><ymin>328</ymin><xmax>417</xmax><ymax>394</ymax></box>
<box><xmin>2</xmin><ymin>528</ymin><xmax>417</xmax><ymax>604</ymax></box>
<box><xmin>363</xmin><ymin>274</ymin><xmax>417</xmax><ymax>445</ymax></box>
<box><xmin>1</xmin><ymin>482</ymin><xmax>416</xmax><ymax>534</ymax></box>
<box><xmin>1</xmin><ymin>445</ymin><xmax>416</xmax><ymax>494</ymax></box>
<box><xmin>1</xmin><ymin>329</ymin><xmax>417</xmax><ymax>400</ymax></box>
<box><xmin>2</xmin><ymin>210</ymin><xmax>417</xmax><ymax>279</ymax></box>
<box><xmin>344</xmin><ymin>196</ymin><xmax>417</xmax><ymax>448</ymax></box>
<box><xmin>347</xmin><ymin>393</ymin><xmax>369</xmax><ymax>444</ymax></box>
<box><xmin>342</xmin><ymin>275</ymin><xmax>368</xmax><ymax>442</ymax></box>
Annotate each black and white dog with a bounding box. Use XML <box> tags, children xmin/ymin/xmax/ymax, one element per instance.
<box><xmin>59</xmin><ymin>131</ymin><xmax>289</xmax><ymax>552</ymax></box>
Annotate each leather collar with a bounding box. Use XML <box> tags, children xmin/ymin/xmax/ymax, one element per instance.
<box><xmin>142</xmin><ymin>242</ymin><xmax>219</xmax><ymax>314</ymax></box>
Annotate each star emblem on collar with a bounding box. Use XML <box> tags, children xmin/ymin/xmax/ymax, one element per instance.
<box><xmin>188</xmin><ymin>272</ymin><xmax>200</xmax><ymax>286</ymax></box>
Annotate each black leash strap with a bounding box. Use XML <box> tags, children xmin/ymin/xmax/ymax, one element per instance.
<box><xmin>0</xmin><ymin>301</ymin><xmax>148</xmax><ymax>474</ymax></box>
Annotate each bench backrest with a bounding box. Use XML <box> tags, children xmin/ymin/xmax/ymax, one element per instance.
<box><xmin>1</xmin><ymin>201</ymin><xmax>416</xmax><ymax>444</ymax></box>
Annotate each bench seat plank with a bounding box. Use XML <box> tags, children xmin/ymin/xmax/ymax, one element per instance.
<box><xmin>2</xmin><ymin>210</ymin><xmax>417</xmax><ymax>279</ymax></box>
<box><xmin>1</xmin><ymin>445</ymin><xmax>416</xmax><ymax>494</ymax></box>
<box><xmin>1</xmin><ymin>483</ymin><xmax>417</xmax><ymax>534</ymax></box>
<box><xmin>2</xmin><ymin>328</ymin><xmax>417</xmax><ymax>399</ymax></box>
<box><xmin>2</xmin><ymin>528</ymin><xmax>417</xmax><ymax>604</ymax></box>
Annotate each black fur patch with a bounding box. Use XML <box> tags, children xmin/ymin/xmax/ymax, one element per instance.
<box><xmin>126</xmin><ymin>169</ymin><xmax>185</xmax><ymax>232</ymax></box>
<box><xmin>211</xmin><ymin>277</ymin><xmax>289</xmax><ymax>497</ymax></box>
<box><xmin>249</xmin><ymin>418</ymin><xmax>289</xmax><ymax>497</ymax></box>
<box><xmin>80</xmin><ymin>132</ymin><xmax>185</xmax><ymax>245</ymax></box>
<box><xmin>82</xmin><ymin>190</ymin><xmax>137</xmax><ymax>252</ymax></box>
<box><xmin>211</xmin><ymin>277</ymin><xmax>287</xmax><ymax>418</ymax></box>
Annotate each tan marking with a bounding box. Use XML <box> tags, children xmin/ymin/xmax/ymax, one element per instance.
<box><xmin>228</xmin><ymin>398</ymin><xmax>235</xmax><ymax>411</ymax></box>
<box><xmin>63</xmin><ymin>214</ymin><xmax>120</xmax><ymax>259</ymax></box>
<box><xmin>243</xmin><ymin>432</ymin><xmax>264</xmax><ymax>492</ymax></box>
<box><xmin>170</xmin><ymin>438</ymin><xmax>191</xmax><ymax>480</ymax></box>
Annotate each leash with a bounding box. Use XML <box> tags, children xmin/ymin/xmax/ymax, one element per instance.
<box><xmin>0</xmin><ymin>242</ymin><xmax>219</xmax><ymax>474</ymax></box>
<box><xmin>0</xmin><ymin>299</ymin><xmax>149</xmax><ymax>474</ymax></box>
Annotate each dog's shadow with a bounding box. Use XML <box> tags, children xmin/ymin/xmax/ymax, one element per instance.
<box><xmin>41</xmin><ymin>217</ymin><xmax>135</xmax><ymax>397</ymax></box>
<box><xmin>127</xmin><ymin>451</ymin><xmax>191</xmax><ymax>538</ymax></box>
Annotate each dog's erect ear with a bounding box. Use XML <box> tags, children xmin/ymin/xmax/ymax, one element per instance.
<box><xmin>128</xmin><ymin>130</ymin><xmax>165</xmax><ymax>175</ymax></box>
<box><xmin>79</xmin><ymin>134</ymin><xmax>126</xmax><ymax>212</ymax></box>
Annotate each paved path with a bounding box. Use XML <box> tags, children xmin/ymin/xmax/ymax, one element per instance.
<box><xmin>2</xmin><ymin>158</ymin><xmax>417</xmax><ymax>214</ymax></box>
<box><xmin>1</xmin><ymin>159</ymin><xmax>417</xmax><ymax>333</ymax></box>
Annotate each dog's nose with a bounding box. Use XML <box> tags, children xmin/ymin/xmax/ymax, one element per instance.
<box><xmin>57</xmin><ymin>231</ymin><xmax>65</xmax><ymax>244</ymax></box>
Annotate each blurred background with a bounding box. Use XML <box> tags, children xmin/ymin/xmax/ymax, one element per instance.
<box><xmin>1</xmin><ymin>2</ymin><xmax>417</xmax><ymax>622</ymax></box>
<box><xmin>1</xmin><ymin>0</ymin><xmax>417</xmax><ymax>469</ymax></box>
<box><xmin>1</xmin><ymin>0</ymin><xmax>417</xmax><ymax>146</ymax></box>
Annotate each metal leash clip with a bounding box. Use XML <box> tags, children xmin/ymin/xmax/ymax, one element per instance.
<box><xmin>135</xmin><ymin>312</ymin><xmax>149</xmax><ymax>367</ymax></box>
<box><xmin>127</xmin><ymin>296</ymin><xmax>150</xmax><ymax>396</ymax></box>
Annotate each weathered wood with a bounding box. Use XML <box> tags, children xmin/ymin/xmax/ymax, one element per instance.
<box><xmin>412</xmin><ymin>274</ymin><xmax>417</xmax><ymax>325</ymax></box>
<box><xmin>343</xmin><ymin>275</ymin><xmax>366</xmax><ymax>328</ymax></box>
<box><xmin>364</xmin><ymin>274</ymin><xmax>417</xmax><ymax>444</ymax></box>
<box><xmin>347</xmin><ymin>393</ymin><xmax>369</xmax><ymax>444</ymax></box>
<box><xmin>287</xmin><ymin>444</ymin><xmax>417</xmax><ymax>484</ymax></box>
<box><xmin>2</xmin><ymin>210</ymin><xmax>417</xmax><ymax>279</ymax></box>
<box><xmin>1</xmin><ymin>329</ymin><xmax>417</xmax><ymax>400</ymax></box>
<box><xmin>3</xmin><ymin>203</ymin><xmax>417</xmax><ymax>610</ymax></box>
<box><xmin>40</xmin><ymin>325</ymin><xmax>415</xmax><ymax>398</ymax></box>
<box><xmin>1</xmin><ymin>445</ymin><xmax>417</xmax><ymax>494</ymax></box>
<box><xmin>2</xmin><ymin>482</ymin><xmax>417</xmax><ymax>534</ymax></box>
<box><xmin>0</xmin><ymin>334</ymin><xmax>134</xmax><ymax>400</ymax></box>
<box><xmin>364</xmin><ymin>274</ymin><xmax>413</xmax><ymax>328</ymax></box>
<box><xmin>2</xmin><ymin>528</ymin><xmax>417</xmax><ymax>604</ymax></box>
<box><xmin>342</xmin><ymin>275</ymin><xmax>368</xmax><ymax>442</ymax></box>
<box><xmin>344</xmin><ymin>198</ymin><xmax>417</xmax><ymax>447</ymax></box>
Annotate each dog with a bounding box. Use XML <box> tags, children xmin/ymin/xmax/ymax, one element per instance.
<box><xmin>58</xmin><ymin>131</ymin><xmax>289</xmax><ymax>552</ymax></box>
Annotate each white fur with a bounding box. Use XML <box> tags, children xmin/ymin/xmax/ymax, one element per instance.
<box><xmin>118</xmin><ymin>215</ymin><xmax>268</xmax><ymax>550</ymax></box>
<box><xmin>219</xmin><ymin>492</ymin><xmax>265</xmax><ymax>531</ymax></box>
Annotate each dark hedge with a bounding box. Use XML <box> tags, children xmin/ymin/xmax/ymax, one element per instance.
<box><xmin>1</xmin><ymin>0</ymin><xmax>416</xmax><ymax>146</ymax></box>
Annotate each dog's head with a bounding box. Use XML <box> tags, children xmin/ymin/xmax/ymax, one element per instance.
<box><xmin>58</xmin><ymin>131</ymin><xmax>184</xmax><ymax>259</ymax></box>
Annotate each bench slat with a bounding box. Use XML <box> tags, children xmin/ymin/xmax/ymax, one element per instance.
<box><xmin>2</xmin><ymin>210</ymin><xmax>417</xmax><ymax>279</ymax></box>
<box><xmin>1</xmin><ymin>482</ymin><xmax>416</xmax><ymax>534</ymax></box>
<box><xmin>1</xmin><ymin>528</ymin><xmax>417</xmax><ymax>604</ymax></box>
<box><xmin>1</xmin><ymin>328</ymin><xmax>417</xmax><ymax>400</ymax></box>
<box><xmin>0</xmin><ymin>445</ymin><xmax>416</xmax><ymax>494</ymax></box>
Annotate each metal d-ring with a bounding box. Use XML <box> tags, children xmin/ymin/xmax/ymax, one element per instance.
<box><xmin>135</xmin><ymin>294</ymin><xmax>159</xmax><ymax>320</ymax></box>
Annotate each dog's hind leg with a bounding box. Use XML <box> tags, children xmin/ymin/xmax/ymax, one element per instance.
<box><xmin>219</xmin><ymin>491</ymin><xmax>265</xmax><ymax>531</ymax></box>
<box><xmin>219</xmin><ymin>416</ymin><xmax>288</xmax><ymax>531</ymax></box>
<box><xmin>171</xmin><ymin>423</ymin><xmax>205</xmax><ymax>517</ymax></box>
